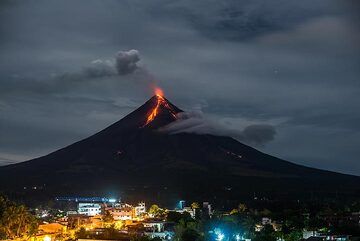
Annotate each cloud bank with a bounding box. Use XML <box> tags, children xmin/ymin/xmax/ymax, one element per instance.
<box><xmin>161</xmin><ymin>111</ymin><xmax>276</xmax><ymax>146</ymax></box>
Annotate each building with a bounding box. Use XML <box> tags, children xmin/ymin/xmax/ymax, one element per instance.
<box><xmin>179</xmin><ymin>200</ymin><xmax>186</xmax><ymax>210</ymax></box>
<box><xmin>202</xmin><ymin>202</ymin><xmax>213</xmax><ymax>218</ymax></box>
<box><xmin>38</xmin><ymin>223</ymin><xmax>66</xmax><ymax>234</ymax></box>
<box><xmin>134</xmin><ymin>202</ymin><xmax>146</xmax><ymax>217</ymax></box>
<box><xmin>105</xmin><ymin>203</ymin><xmax>134</xmax><ymax>220</ymax></box>
<box><xmin>261</xmin><ymin>217</ymin><xmax>271</xmax><ymax>225</ymax></box>
<box><xmin>303</xmin><ymin>235</ymin><xmax>351</xmax><ymax>241</ymax></box>
<box><xmin>170</xmin><ymin>206</ymin><xmax>195</xmax><ymax>219</ymax></box>
<box><xmin>78</xmin><ymin>203</ymin><xmax>101</xmax><ymax>216</ymax></box>
<box><xmin>67</xmin><ymin>214</ymin><xmax>92</xmax><ymax>229</ymax></box>
<box><xmin>143</xmin><ymin>220</ymin><xmax>175</xmax><ymax>240</ymax></box>
<box><xmin>55</xmin><ymin>196</ymin><xmax>119</xmax><ymax>203</ymax></box>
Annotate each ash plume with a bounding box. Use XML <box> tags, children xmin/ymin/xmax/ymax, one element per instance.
<box><xmin>83</xmin><ymin>59</ymin><xmax>117</xmax><ymax>78</ymax></box>
<box><xmin>115</xmin><ymin>49</ymin><xmax>141</xmax><ymax>75</ymax></box>
<box><xmin>56</xmin><ymin>49</ymin><xmax>147</xmax><ymax>84</ymax></box>
<box><xmin>82</xmin><ymin>49</ymin><xmax>142</xmax><ymax>78</ymax></box>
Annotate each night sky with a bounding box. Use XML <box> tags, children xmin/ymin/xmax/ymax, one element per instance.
<box><xmin>0</xmin><ymin>1</ymin><xmax>359</xmax><ymax>175</ymax></box>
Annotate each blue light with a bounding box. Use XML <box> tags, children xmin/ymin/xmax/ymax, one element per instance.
<box><xmin>179</xmin><ymin>200</ymin><xmax>185</xmax><ymax>209</ymax></box>
<box><xmin>214</xmin><ymin>229</ymin><xmax>225</xmax><ymax>241</ymax></box>
<box><xmin>216</xmin><ymin>233</ymin><xmax>224</xmax><ymax>241</ymax></box>
<box><xmin>235</xmin><ymin>234</ymin><xmax>241</xmax><ymax>241</ymax></box>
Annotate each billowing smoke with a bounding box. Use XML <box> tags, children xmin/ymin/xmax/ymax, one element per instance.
<box><xmin>56</xmin><ymin>49</ymin><xmax>144</xmax><ymax>82</ymax></box>
<box><xmin>161</xmin><ymin>111</ymin><xmax>276</xmax><ymax>146</ymax></box>
<box><xmin>115</xmin><ymin>49</ymin><xmax>141</xmax><ymax>75</ymax></box>
<box><xmin>83</xmin><ymin>59</ymin><xmax>117</xmax><ymax>78</ymax></box>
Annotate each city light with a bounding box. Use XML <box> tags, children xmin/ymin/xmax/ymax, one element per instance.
<box><xmin>217</xmin><ymin>233</ymin><xmax>224</xmax><ymax>241</ymax></box>
<box><xmin>214</xmin><ymin>229</ymin><xmax>225</xmax><ymax>241</ymax></box>
<box><xmin>43</xmin><ymin>235</ymin><xmax>51</xmax><ymax>241</ymax></box>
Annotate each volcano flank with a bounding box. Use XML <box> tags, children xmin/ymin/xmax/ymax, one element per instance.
<box><xmin>0</xmin><ymin>94</ymin><xmax>359</xmax><ymax>201</ymax></box>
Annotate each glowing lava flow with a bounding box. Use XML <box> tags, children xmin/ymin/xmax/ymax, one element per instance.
<box><xmin>143</xmin><ymin>89</ymin><xmax>178</xmax><ymax>126</ymax></box>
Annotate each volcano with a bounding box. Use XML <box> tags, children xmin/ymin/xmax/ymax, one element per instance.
<box><xmin>0</xmin><ymin>94</ymin><xmax>359</xmax><ymax>201</ymax></box>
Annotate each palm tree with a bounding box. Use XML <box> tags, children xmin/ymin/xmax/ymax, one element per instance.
<box><xmin>0</xmin><ymin>198</ymin><xmax>38</xmax><ymax>239</ymax></box>
<box><xmin>242</xmin><ymin>216</ymin><xmax>256</xmax><ymax>239</ymax></box>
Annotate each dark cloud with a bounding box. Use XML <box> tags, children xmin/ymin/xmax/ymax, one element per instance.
<box><xmin>148</xmin><ymin>0</ymin><xmax>348</xmax><ymax>41</ymax></box>
<box><xmin>161</xmin><ymin>111</ymin><xmax>276</xmax><ymax>146</ymax></box>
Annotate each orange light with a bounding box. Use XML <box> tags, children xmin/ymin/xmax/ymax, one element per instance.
<box><xmin>143</xmin><ymin>87</ymin><xmax>177</xmax><ymax>126</ymax></box>
<box><xmin>145</xmin><ymin>97</ymin><xmax>162</xmax><ymax>125</ymax></box>
<box><xmin>154</xmin><ymin>87</ymin><xmax>164</xmax><ymax>97</ymax></box>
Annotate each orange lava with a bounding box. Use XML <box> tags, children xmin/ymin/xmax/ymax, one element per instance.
<box><xmin>143</xmin><ymin>88</ymin><xmax>177</xmax><ymax>126</ymax></box>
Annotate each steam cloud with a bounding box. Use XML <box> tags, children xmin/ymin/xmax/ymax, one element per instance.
<box><xmin>161</xmin><ymin>111</ymin><xmax>276</xmax><ymax>146</ymax></box>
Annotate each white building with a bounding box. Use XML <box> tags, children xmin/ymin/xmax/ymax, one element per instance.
<box><xmin>78</xmin><ymin>203</ymin><xmax>101</xmax><ymax>216</ymax></box>
<box><xmin>261</xmin><ymin>217</ymin><xmax>271</xmax><ymax>225</ymax></box>
<box><xmin>143</xmin><ymin>221</ymin><xmax>174</xmax><ymax>240</ymax></box>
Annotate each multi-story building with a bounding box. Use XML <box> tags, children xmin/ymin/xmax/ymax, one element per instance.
<box><xmin>78</xmin><ymin>203</ymin><xmax>101</xmax><ymax>216</ymax></box>
<box><xmin>105</xmin><ymin>203</ymin><xmax>133</xmax><ymax>220</ymax></box>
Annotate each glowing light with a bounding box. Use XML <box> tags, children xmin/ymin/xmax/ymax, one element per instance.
<box><xmin>43</xmin><ymin>235</ymin><xmax>51</xmax><ymax>241</ymax></box>
<box><xmin>108</xmin><ymin>198</ymin><xmax>116</xmax><ymax>203</ymax></box>
<box><xmin>216</xmin><ymin>233</ymin><xmax>224</xmax><ymax>241</ymax></box>
<box><xmin>143</xmin><ymin>87</ymin><xmax>177</xmax><ymax>126</ymax></box>
<box><xmin>214</xmin><ymin>229</ymin><xmax>225</xmax><ymax>241</ymax></box>
<box><xmin>154</xmin><ymin>87</ymin><xmax>164</xmax><ymax>97</ymax></box>
<box><xmin>235</xmin><ymin>234</ymin><xmax>241</xmax><ymax>241</ymax></box>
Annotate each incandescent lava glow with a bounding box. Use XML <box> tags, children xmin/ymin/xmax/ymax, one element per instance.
<box><xmin>154</xmin><ymin>87</ymin><xmax>164</xmax><ymax>97</ymax></box>
<box><xmin>143</xmin><ymin>87</ymin><xmax>177</xmax><ymax>126</ymax></box>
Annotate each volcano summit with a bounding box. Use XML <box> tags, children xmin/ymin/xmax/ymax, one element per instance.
<box><xmin>0</xmin><ymin>94</ymin><xmax>359</xmax><ymax>201</ymax></box>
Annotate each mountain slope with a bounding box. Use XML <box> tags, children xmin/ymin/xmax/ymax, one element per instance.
<box><xmin>0</xmin><ymin>95</ymin><xmax>359</xmax><ymax>200</ymax></box>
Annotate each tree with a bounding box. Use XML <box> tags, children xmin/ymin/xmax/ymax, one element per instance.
<box><xmin>242</xmin><ymin>216</ymin><xmax>257</xmax><ymax>239</ymax></box>
<box><xmin>102</xmin><ymin>225</ymin><xmax>118</xmax><ymax>239</ymax></box>
<box><xmin>149</xmin><ymin>204</ymin><xmax>165</xmax><ymax>218</ymax></box>
<box><xmin>103</xmin><ymin>210</ymin><xmax>114</xmax><ymax>223</ymax></box>
<box><xmin>167</xmin><ymin>211</ymin><xmax>192</xmax><ymax>223</ymax></box>
<box><xmin>174</xmin><ymin>219</ymin><xmax>203</xmax><ymax>241</ymax></box>
<box><xmin>230</xmin><ymin>209</ymin><xmax>239</xmax><ymax>215</ymax></box>
<box><xmin>284</xmin><ymin>230</ymin><xmax>303</xmax><ymax>241</ymax></box>
<box><xmin>0</xmin><ymin>196</ymin><xmax>38</xmax><ymax>239</ymax></box>
<box><xmin>181</xmin><ymin>228</ymin><xmax>202</xmax><ymax>241</ymax></box>
<box><xmin>149</xmin><ymin>204</ymin><xmax>160</xmax><ymax>214</ymax></box>
<box><xmin>253</xmin><ymin>224</ymin><xmax>276</xmax><ymax>241</ymax></box>
<box><xmin>191</xmin><ymin>202</ymin><xmax>200</xmax><ymax>210</ymax></box>
<box><xmin>75</xmin><ymin>227</ymin><xmax>88</xmax><ymax>239</ymax></box>
<box><xmin>238</xmin><ymin>203</ymin><xmax>247</xmax><ymax>213</ymax></box>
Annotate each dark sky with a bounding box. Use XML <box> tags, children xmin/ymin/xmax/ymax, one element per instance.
<box><xmin>0</xmin><ymin>0</ymin><xmax>359</xmax><ymax>175</ymax></box>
